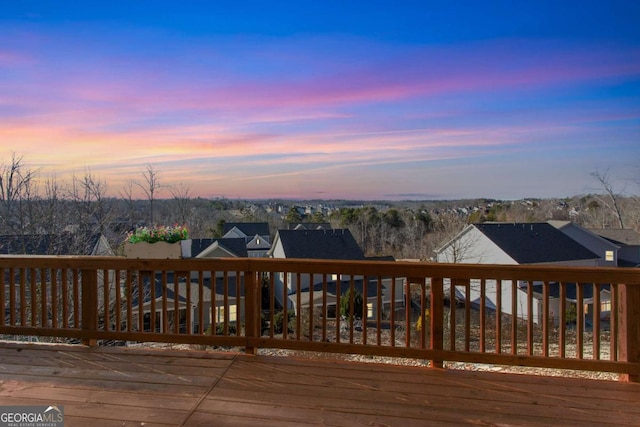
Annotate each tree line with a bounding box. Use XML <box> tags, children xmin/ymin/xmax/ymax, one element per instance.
<box><xmin>1</xmin><ymin>153</ymin><xmax>638</xmax><ymax>259</ymax></box>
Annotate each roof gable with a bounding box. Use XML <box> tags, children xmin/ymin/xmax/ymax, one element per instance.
<box><xmin>475</xmin><ymin>223</ymin><xmax>598</xmax><ymax>264</ymax></box>
<box><xmin>197</xmin><ymin>238</ymin><xmax>248</xmax><ymax>258</ymax></box>
<box><xmin>222</xmin><ymin>222</ymin><xmax>270</xmax><ymax>238</ymax></box>
<box><xmin>246</xmin><ymin>234</ymin><xmax>271</xmax><ymax>250</ymax></box>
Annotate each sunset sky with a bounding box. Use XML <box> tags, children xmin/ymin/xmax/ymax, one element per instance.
<box><xmin>1</xmin><ymin>1</ymin><xmax>639</xmax><ymax>200</ymax></box>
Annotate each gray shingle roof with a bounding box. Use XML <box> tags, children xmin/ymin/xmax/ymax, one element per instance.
<box><xmin>0</xmin><ymin>233</ymin><xmax>101</xmax><ymax>255</ymax></box>
<box><xmin>475</xmin><ymin>223</ymin><xmax>599</xmax><ymax>264</ymax></box>
<box><xmin>222</xmin><ymin>222</ymin><xmax>270</xmax><ymax>237</ymax></box>
<box><xmin>275</xmin><ymin>229</ymin><xmax>365</xmax><ymax>260</ymax></box>
<box><xmin>588</xmin><ymin>229</ymin><xmax>640</xmax><ymax>246</ymax></box>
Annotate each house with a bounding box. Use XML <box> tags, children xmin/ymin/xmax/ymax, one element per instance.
<box><xmin>291</xmin><ymin>276</ymin><xmax>403</xmax><ymax>321</ymax></box>
<box><xmin>269</xmin><ymin>229</ymin><xmax>365</xmax><ymax>261</ymax></box>
<box><xmin>221</xmin><ymin>222</ymin><xmax>271</xmax><ymax>257</ymax></box>
<box><xmin>268</xmin><ymin>229</ymin><xmax>403</xmax><ymax>316</ymax></box>
<box><xmin>192</xmin><ymin>238</ymin><xmax>248</xmax><ymax>258</ymax></box>
<box><xmin>435</xmin><ymin>222</ymin><xmax>599</xmax><ymax>266</ymax></box>
<box><xmin>549</xmin><ymin>220</ymin><xmax>619</xmax><ymax>267</ymax></box>
<box><xmin>587</xmin><ymin>228</ymin><xmax>640</xmax><ymax>267</ymax></box>
<box><xmin>130</xmin><ymin>271</ymin><xmax>245</xmax><ymax>334</ymax></box>
<box><xmin>434</xmin><ymin>222</ymin><xmax>602</xmax><ymax>325</ymax></box>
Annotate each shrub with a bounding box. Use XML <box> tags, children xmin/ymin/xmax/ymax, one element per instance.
<box><xmin>340</xmin><ymin>288</ymin><xmax>364</xmax><ymax>320</ymax></box>
<box><xmin>273</xmin><ymin>311</ymin><xmax>295</xmax><ymax>334</ymax></box>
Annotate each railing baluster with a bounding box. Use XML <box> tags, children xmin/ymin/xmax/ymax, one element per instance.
<box><xmin>211</xmin><ymin>270</ymin><xmax>217</xmax><ymax>337</ymax></box>
<box><xmin>0</xmin><ymin>267</ymin><xmax>4</xmax><ymax>327</ymax></box>
<box><xmin>296</xmin><ymin>272</ymin><xmax>301</xmax><ymax>340</ymax></box>
<box><xmin>464</xmin><ymin>281</ymin><xmax>470</xmax><ymax>352</ymax></box>
<box><xmin>542</xmin><ymin>281</ymin><xmax>549</xmax><ymax>357</ymax></box>
<box><xmin>593</xmin><ymin>283</ymin><xmax>600</xmax><ymax>360</ymax></box>
<box><xmin>430</xmin><ymin>276</ymin><xmax>444</xmax><ymax>368</ymax></box>
<box><xmin>73</xmin><ymin>269</ymin><xmax>80</xmax><ymax>328</ymax></box>
<box><xmin>559</xmin><ymin>282</ymin><xmax>566</xmax><ymax>359</ymax></box>
<box><xmin>336</xmin><ymin>274</ymin><xmax>341</xmax><ymax>344</ymax></box>
<box><xmin>362</xmin><ymin>275</ymin><xmax>367</xmax><ymax>346</ymax></box>
<box><xmin>268</xmin><ymin>272</ymin><xmax>274</xmax><ymax>338</ymax></box>
<box><xmin>186</xmin><ymin>272</ymin><xmax>192</xmax><ymax>334</ymax></box>
<box><xmin>20</xmin><ymin>268</ymin><xmax>26</xmax><ymax>326</ymax></box>
<box><xmin>577</xmin><ymin>284</ymin><xmax>584</xmax><ymax>360</ymax></box>
<box><xmin>223</xmin><ymin>270</ymin><xmax>229</xmax><ymax>336</ymax></box>
<box><xmin>511</xmin><ymin>280</ymin><xmax>517</xmax><ymax>355</ymax></box>
<box><xmin>322</xmin><ymin>274</ymin><xmax>327</xmax><ymax>342</ymax></box>
<box><xmin>198</xmin><ymin>271</ymin><xmax>204</xmax><ymax>334</ymax></box>
<box><xmin>405</xmin><ymin>278</ymin><xmax>412</xmax><ymax>348</ymax></box>
<box><xmin>139</xmin><ymin>271</ymin><xmax>145</xmax><ymax>333</ymax></box>
<box><xmin>390</xmin><ymin>277</ymin><xmax>396</xmax><ymax>347</ymax></box>
<box><xmin>308</xmin><ymin>273</ymin><xmax>314</xmax><ymax>341</ymax></box>
<box><xmin>610</xmin><ymin>283</ymin><xmax>617</xmax><ymax>361</ymax></box>
<box><xmin>495</xmin><ymin>279</ymin><xmax>502</xmax><ymax>354</ymax></box>
<box><xmin>281</xmin><ymin>271</ymin><xmax>287</xmax><ymax>339</ymax></box>
<box><xmin>420</xmin><ymin>278</ymin><xmax>426</xmax><ymax>349</ymax></box>
<box><xmin>126</xmin><ymin>270</ymin><xmax>133</xmax><ymax>333</ymax></box>
<box><xmin>349</xmin><ymin>276</ymin><xmax>355</xmax><ymax>345</ymax></box>
<box><xmin>102</xmin><ymin>268</ymin><xmax>110</xmax><ymax>332</ymax></box>
<box><xmin>377</xmin><ymin>276</ymin><xmax>382</xmax><ymax>346</ymax></box>
<box><xmin>449</xmin><ymin>280</ymin><xmax>456</xmax><ymax>351</ymax></box>
<box><xmin>9</xmin><ymin>267</ymin><xmax>16</xmax><ymax>326</ymax></box>
<box><xmin>479</xmin><ymin>278</ymin><xmax>486</xmax><ymax>353</ymax></box>
<box><xmin>527</xmin><ymin>280</ymin><xmax>533</xmax><ymax>356</ymax></box>
<box><xmin>40</xmin><ymin>268</ymin><xmax>47</xmax><ymax>328</ymax></box>
<box><xmin>30</xmin><ymin>268</ymin><xmax>37</xmax><ymax>326</ymax></box>
<box><xmin>235</xmin><ymin>270</ymin><xmax>241</xmax><ymax>336</ymax></box>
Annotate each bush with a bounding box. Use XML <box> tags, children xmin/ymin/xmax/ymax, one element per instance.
<box><xmin>205</xmin><ymin>322</ymin><xmax>237</xmax><ymax>336</ymax></box>
<box><xmin>273</xmin><ymin>311</ymin><xmax>295</xmax><ymax>334</ymax></box>
<box><xmin>340</xmin><ymin>288</ymin><xmax>364</xmax><ymax>320</ymax></box>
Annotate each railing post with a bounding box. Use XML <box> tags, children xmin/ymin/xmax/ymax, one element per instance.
<box><xmin>81</xmin><ymin>269</ymin><xmax>98</xmax><ymax>347</ymax></box>
<box><xmin>618</xmin><ymin>283</ymin><xmax>640</xmax><ymax>382</ymax></box>
<box><xmin>244</xmin><ymin>267</ymin><xmax>258</xmax><ymax>355</ymax></box>
<box><xmin>430</xmin><ymin>277</ymin><xmax>444</xmax><ymax>368</ymax></box>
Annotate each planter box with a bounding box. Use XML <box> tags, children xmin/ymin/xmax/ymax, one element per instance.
<box><xmin>124</xmin><ymin>241</ymin><xmax>183</xmax><ymax>259</ymax></box>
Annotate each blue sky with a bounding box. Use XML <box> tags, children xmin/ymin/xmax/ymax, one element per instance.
<box><xmin>1</xmin><ymin>1</ymin><xmax>639</xmax><ymax>200</ymax></box>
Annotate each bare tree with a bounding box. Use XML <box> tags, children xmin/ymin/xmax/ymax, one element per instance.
<box><xmin>66</xmin><ymin>170</ymin><xmax>114</xmax><ymax>253</ymax></box>
<box><xmin>590</xmin><ymin>170</ymin><xmax>625</xmax><ymax>229</ymax></box>
<box><xmin>0</xmin><ymin>153</ymin><xmax>39</xmax><ymax>235</ymax></box>
<box><xmin>169</xmin><ymin>182</ymin><xmax>193</xmax><ymax>225</ymax></box>
<box><xmin>136</xmin><ymin>164</ymin><xmax>162</xmax><ymax>225</ymax></box>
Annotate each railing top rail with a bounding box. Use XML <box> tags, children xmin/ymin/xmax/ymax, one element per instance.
<box><xmin>0</xmin><ymin>255</ymin><xmax>638</xmax><ymax>284</ymax></box>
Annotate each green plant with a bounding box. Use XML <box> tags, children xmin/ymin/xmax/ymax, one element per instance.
<box><xmin>127</xmin><ymin>224</ymin><xmax>189</xmax><ymax>243</ymax></box>
<box><xmin>340</xmin><ymin>288</ymin><xmax>364</xmax><ymax>320</ymax></box>
<box><xmin>273</xmin><ymin>311</ymin><xmax>295</xmax><ymax>334</ymax></box>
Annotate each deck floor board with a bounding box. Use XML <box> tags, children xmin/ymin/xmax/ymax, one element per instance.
<box><xmin>0</xmin><ymin>342</ymin><xmax>638</xmax><ymax>426</ymax></box>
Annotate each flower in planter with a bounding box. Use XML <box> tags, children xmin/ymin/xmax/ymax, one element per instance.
<box><xmin>127</xmin><ymin>224</ymin><xmax>189</xmax><ymax>244</ymax></box>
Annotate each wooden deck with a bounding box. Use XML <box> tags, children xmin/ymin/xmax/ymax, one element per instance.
<box><xmin>0</xmin><ymin>343</ymin><xmax>638</xmax><ymax>426</ymax></box>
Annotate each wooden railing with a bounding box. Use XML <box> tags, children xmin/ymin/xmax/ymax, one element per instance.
<box><xmin>1</xmin><ymin>256</ymin><xmax>639</xmax><ymax>381</ymax></box>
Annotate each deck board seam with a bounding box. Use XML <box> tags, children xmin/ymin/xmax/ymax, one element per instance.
<box><xmin>178</xmin><ymin>353</ymin><xmax>238</xmax><ymax>426</ymax></box>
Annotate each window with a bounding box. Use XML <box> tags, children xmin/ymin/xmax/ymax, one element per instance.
<box><xmin>212</xmin><ymin>305</ymin><xmax>238</xmax><ymax>323</ymax></box>
<box><xmin>605</xmin><ymin>250</ymin><xmax>614</xmax><ymax>261</ymax></box>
